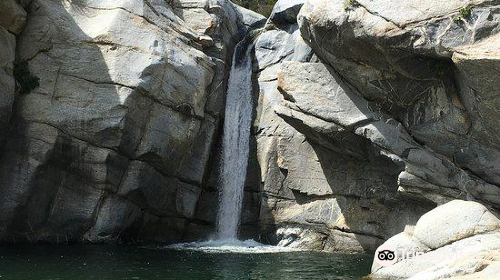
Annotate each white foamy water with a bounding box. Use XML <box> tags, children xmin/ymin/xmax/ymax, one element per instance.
<box><xmin>216</xmin><ymin>39</ymin><xmax>255</xmax><ymax>240</ymax></box>
<box><xmin>165</xmin><ymin>239</ymin><xmax>302</xmax><ymax>254</ymax></box>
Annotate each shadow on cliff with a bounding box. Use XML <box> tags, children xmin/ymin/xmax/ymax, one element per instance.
<box><xmin>309</xmin><ymin>65</ymin><xmax>436</xmax><ymax>251</ymax></box>
<box><xmin>0</xmin><ymin>0</ymin><xmax>180</xmax><ymax>243</ymax></box>
<box><xmin>265</xmin><ymin>59</ymin><xmax>437</xmax><ymax>251</ymax></box>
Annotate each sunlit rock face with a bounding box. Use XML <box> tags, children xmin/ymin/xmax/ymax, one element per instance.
<box><xmin>298</xmin><ymin>0</ymin><xmax>500</xmax><ymax>205</ymax></box>
<box><xmin>248</xmin><ymin>0</ymin><xmax>500</xmax><ymax>253</ymax></box>
<box><xmin>370</xmin><ymin>200</ymin><xmax>500</xmax><ymax>280</ymax></box>
<box><xmin>0</xmin><ymin>0</ymin><xmax>264</xmax><ymax>243</ymax></box>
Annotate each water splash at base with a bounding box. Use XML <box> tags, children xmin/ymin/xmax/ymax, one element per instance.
<box><xmin>165</xmin><ymin>239</ymin><xmax>302</xmax><ymax>254</ymax></box>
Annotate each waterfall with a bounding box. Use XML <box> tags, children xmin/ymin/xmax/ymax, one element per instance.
<box><xmin>216</xmin><ymin>38</ymin><xmax>254</xmax><ymax>240</ymax></box>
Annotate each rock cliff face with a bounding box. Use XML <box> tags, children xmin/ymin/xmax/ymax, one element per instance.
<box><xmin>249</xmin><ymin>0</ymin><xmax>430</xmax><ymax>252</ymax></box>
<box><xmin>0</xmin><ymin>0</ymin><xmax>27</xmax><ymax>145</ymax></box>
<box><xmin>298</xmin><ymin>0</ymin><xmax>500</xmax><ymax>206</ymax></box>
<box><xmin>0</xmin><ymin>0</ymin><xmax>264</xmax><ymax>243</ymax></box>
<box><xmin>0</xmin><ymin>2</ymin><xmax>499</xmax><ymax>272</ymax></box>
<box><xmin>247</xmin><ymin>0</ymin><xmax>500</xmax><ymax>254</ymax></box>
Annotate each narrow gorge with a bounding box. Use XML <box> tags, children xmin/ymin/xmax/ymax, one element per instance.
<box><xmin>0</xmin><ymin>0</ymin><xmax>499</xmax><ymax>279</ymax></box>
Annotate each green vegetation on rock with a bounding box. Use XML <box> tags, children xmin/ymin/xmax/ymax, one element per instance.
<box><xmin>343</xmin><ymin>0</ymin><xmax>354</xmax><ymax>10</ymax></box>
<box><xmin>232</xmin><ymin>0</ymin><xmax>277</xmax><ymax>17</ymax></box>
<box><xmin>454</xmin><ymin>4</ymin><xmax>474</xmax><ymax>22</ymax></box>
<box><xmin>13</xmin><ymin>60</ymin><xmax>40</xmax><ymax>94</ymax></box>
<box><xmin>459</xmin><ymin>4</ymin><xmax>474</xmax><ymax>17</ymax></box>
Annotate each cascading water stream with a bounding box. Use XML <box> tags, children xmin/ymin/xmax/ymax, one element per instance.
<box><xmin>216</xmin><ymin>38</ymin><xmax>255</xmax><ymax>241</ymax></box>
<box><xmin>166</xmin><ymin>31</ymin><xmax>300</xmax><ymax>252</ymax></box>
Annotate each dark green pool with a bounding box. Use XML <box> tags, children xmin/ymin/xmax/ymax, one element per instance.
<box><xmin>0</xmin><ymin>245</ymin><xmax>372</xmax><ymax>280</ymax></box>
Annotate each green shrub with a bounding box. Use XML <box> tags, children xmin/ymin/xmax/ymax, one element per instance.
<box><xmin>459</xmin><ymin>5</ymin><xmax>474</xmax><ymax>18</ymax></box>
<box><xmin>13</xmin><ymin>60</ymin><xmax>40</xmax><ymax>94</ymax></box>
<box><xmin>454</xmin><ymin>5</ymin><xmax>474</xmax><ymax>22</ymax></box>
<box><xmin>233</xmin><ymin>0</ymin><xmax>277</xmax><ymax>17</ymax></box>
<box><xmin>344</xmin><ymin>0</ymin><xmax>354</xmax><ymax>10</ymax></box>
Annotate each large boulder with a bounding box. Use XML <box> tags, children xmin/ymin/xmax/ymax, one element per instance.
<box><xmin>413</xmin><ymin>200</ymin><xmax>500</xmax><ymax>249</ymax></box>
<box><xmin>370</xmin><ymin>200</ymin><xmax>500</xmax><ymax>279</ymax></box>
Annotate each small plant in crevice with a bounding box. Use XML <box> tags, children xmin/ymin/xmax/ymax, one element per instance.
<box><xmin>343</xmin><ymin>0</ymin><xmax>355</xmax><ymax>11</ymax></box>
<box><xmin>231</xmin><ymin>0</ymin><xmax>277</xmax><ymax>17</ymax></box>
<box><xmin>432</xmin><ymin>60</ymin><xmax>453</xmax><ymax>77</ymax></box>
<box><xmin>13</xmin><ymin>60</ymin><xmax>40</xmax><ymax>94</ymax></box>
<box><xmin>460</xmin><ymin>4</ymin><xmax>474</xmax><ymax>17</ymax></box>
<box><xmin>453</xmin><ymin>4</ymin><xmax>474</xmax><ymax>22</ymax></box>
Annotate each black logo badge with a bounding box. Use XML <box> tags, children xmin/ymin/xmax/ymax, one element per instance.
<box><xmin>377</xmin><ymin>250</ymin><xmax>395</xmax><ymax>261</ymax></box>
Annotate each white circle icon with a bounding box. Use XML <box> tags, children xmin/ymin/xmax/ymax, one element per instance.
<box><xmin>375</xmin><ymin>244</ymin><xmax>398</xmax><ymax>266</ymax></box>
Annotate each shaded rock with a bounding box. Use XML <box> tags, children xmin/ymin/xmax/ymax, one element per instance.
<box><xmin>0</xmin><ymin>27</ymin><xmax>16</xmax><ymax>143</ymax></box>
<box><xmin>0</xmin><ymin>121</ymin><xmax>131</xmax><ymax>242</ymax></box>
<box><xmin>137</xmin><ymin>213</ymin><xmax>188</xmax><ymax>243</ymax></box>
<box><xmin>0</xmin><ymin>0</ymin><xmax>27</xmax><ymax>35</ymax></box>
<box><xmin>269</xmin><ymin>0</ymin><xmax>305</xmax><ymax>25</ymax></box>
<box><xmin>0</xmin><ymin>0</ymin><xmax>27</xmax><ymax>145</ymax></box>
<box><xmin>271</xmin><ymin>133</ymin><xmax>399</xmax><ymax>198</ymax></box>
<box><xmin>35</xmin><ymin>184</ymin><xmax>104</xmax><ymax>242</ymax></box>
<box><xmin>118</xmin><ymin>161</ymin><xmax>201</xmax><ymax>219</ymax></box>
<box><xmin>452</xmin><ymin>33</ymin><xmax>500</xmax><ymax>180</ymax></box>
<box><xmin>262</xmin><ymin>194</ymin><xmax>433</xmax><ymax>253</ymax></box>
<box><xmin>84</xmin><ymin>196</ymin><xmax>142</xmax><ymax>242</ymax></box>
